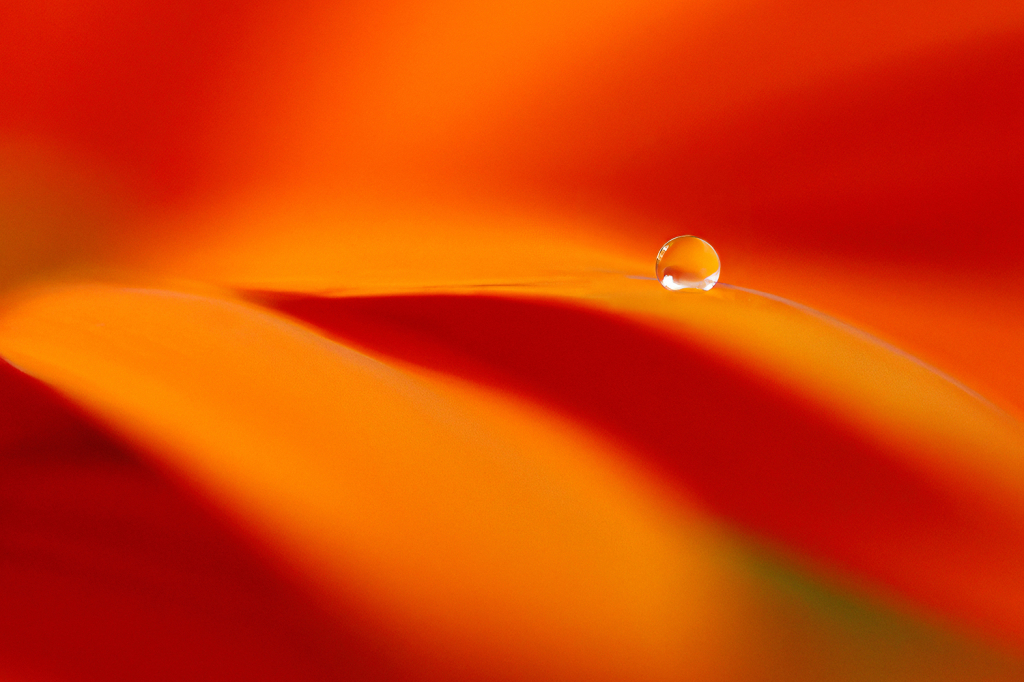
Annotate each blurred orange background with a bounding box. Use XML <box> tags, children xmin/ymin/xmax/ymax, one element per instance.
<box><xmin>1</xmin><ymin>1</ymin><xmax>1023</xmax><ymax>680</ymax></box>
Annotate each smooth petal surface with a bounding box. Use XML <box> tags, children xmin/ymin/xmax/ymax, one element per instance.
<box><xmin>2</xmin><ymin>283</ymin><xmax>1024</xmax><ymax>680</ymax></box>
<box><xmin>0</xmin><ymin>360</ymin><xmax>390</xmax><ymax>682</ymax></box>
<box><xmin>270</xmin><ymin>280</ymin><xmax>1024</xmax><ymax>651</ymax></box>
<box><xmin>0</xmin><ymin>284</ymin><xmax>752</xmax><ymax>681</ymax></box>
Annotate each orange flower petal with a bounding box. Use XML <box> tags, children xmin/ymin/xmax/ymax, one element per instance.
<box><xmin>270</xmin><ymin>282</ymin><xmax>1024</xmax><ymax>652</ymax></box>
<box><xmin>0</xmin><ymin>360</ymin><xmax>392</xmax><ymax>680</ymax></box>
<box><xmin>2</xmin><ymin>282</ymin><xmax>1023</xmax><ymax>679</ymax></box>
<box><xmin>0</xmin><ymin>283</ymin><xmax>753</xmax><ymax>680</ymax></box>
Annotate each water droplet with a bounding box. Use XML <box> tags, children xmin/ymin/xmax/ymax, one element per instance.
<box><xmin>655</xmin><ymin>236</ymin><xmax>720</xmax><ymax>291</ymax></box>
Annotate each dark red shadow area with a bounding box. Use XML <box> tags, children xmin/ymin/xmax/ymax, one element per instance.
<box><xmin>0</xmin><ymin>360</ymin><xmax>399</xmax><ymax>681</ymax></box>
<box><xmin>273</xmin><ymin>293</ymin><xmax>1024</xmax><ymax>653</ymax></box>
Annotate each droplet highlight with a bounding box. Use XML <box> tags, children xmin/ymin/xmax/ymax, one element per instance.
<box><xmin>656</xmin><ymin>236</ymin><xmax>720</xmax><ymax>291</ymax></box>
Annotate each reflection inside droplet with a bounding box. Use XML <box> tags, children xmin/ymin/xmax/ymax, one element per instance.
<box><xmin>655</xmin><ymin>236</ymin><xmax>720</xmax><ymax>291</ymax></box>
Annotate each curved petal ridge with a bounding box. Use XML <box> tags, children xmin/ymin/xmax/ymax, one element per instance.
<box><xmin>3</xmin><ymin>282</ymin><xmax>1023</xmax><ymax>679</ymax></box>
<box><xmin>0</xmin><ymin>283</ymin><xmax>753</xmax><ymax>681</ymax></box>
<box><xmin>0</xmin><ymin>355</ymin><xmax>394</xmax><ymax>682</ymax></box>
<box><xmin>268</xmin><ymin>285</ymin><xmax>1024</xmax><ymax>652</ymax></box>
